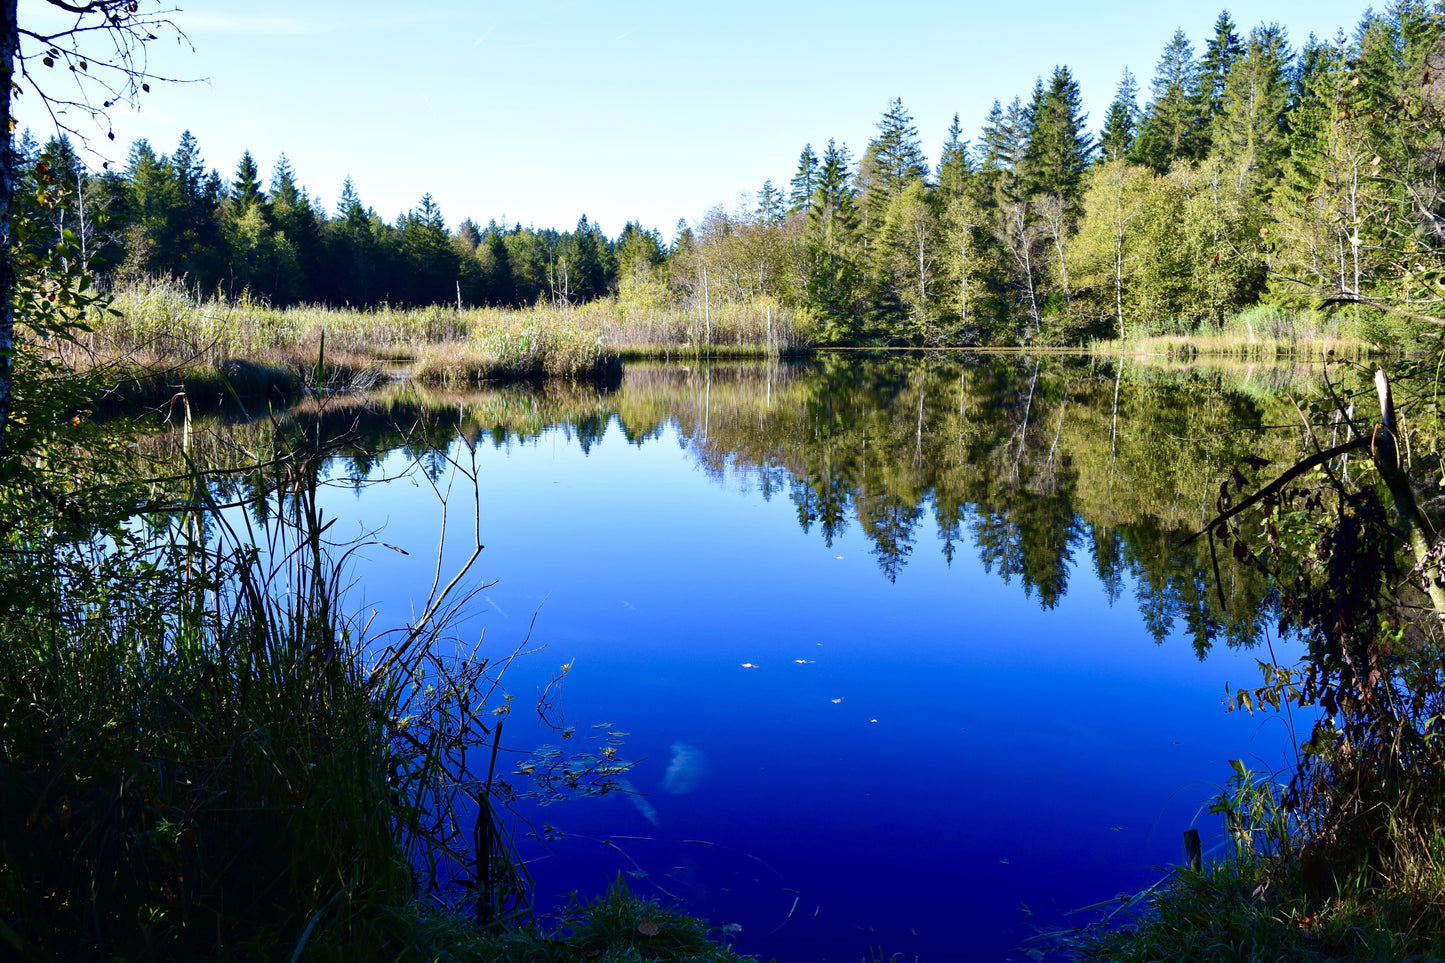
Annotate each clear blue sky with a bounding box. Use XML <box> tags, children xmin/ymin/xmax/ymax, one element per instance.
<box><xmin>18</xmin><ymin>0</ymin><xmax>1376</xmax><ymax>240</ymax></box>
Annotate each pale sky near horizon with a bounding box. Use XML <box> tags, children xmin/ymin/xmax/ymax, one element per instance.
<box><xmin>17</xmin><ymin>0</ymin><xmax>1382</xmax><ymax>240</ymax></box>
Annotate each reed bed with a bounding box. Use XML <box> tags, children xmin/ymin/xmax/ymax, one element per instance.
<box><xmin>1107</xmin><ymin>305</ymin><xmax>1375</xmax><ymax>360</ymax></box>
<box><xmin>63</xmin><ymin>281</ymin><xmax>807</xmax><ymax>403</ymax></box>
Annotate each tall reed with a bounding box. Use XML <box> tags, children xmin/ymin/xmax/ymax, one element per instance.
<box><xmin>0</xmin><ymin>399</ymin><xmax>517</xmax><ymax>961</ymax></box>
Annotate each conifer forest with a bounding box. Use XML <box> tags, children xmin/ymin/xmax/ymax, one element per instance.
<box><xmin>16</xmin><ymin>3</ymin><xmax>1445</xmax><ymax>348</ymax></box>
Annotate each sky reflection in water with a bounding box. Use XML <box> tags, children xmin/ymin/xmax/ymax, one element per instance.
<box><xmin>309</xmin><ymin>362</ymin><xmax>1301</xmax><ymax>962</ymax></box>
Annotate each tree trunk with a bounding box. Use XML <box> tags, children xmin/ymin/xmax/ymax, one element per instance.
<box><xmin>0</xmin><ymin>0</ymin><xmax>17</xmax><ymax>457</ymax></box>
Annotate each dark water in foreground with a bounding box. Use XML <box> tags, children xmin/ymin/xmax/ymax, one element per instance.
<box><xmin>205</xmin><ymin>356</ymin><xmax>1310</xmax><ymax>960</ymax></box>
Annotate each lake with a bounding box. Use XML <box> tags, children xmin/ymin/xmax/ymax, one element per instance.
<box><xmin>179</xmin><ymin>353</ymin><xmax>1310</xmax><ymax>961</ymax></box>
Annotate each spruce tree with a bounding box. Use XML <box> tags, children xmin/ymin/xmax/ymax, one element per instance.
<box><xmin>1131</xmin><ymin>29</ymin><xmax>1201</xmax><ymax>171</ymax></box>
<box><xmin>936</xmin><ymin>113</ymin><xmax>973</xmax><ymax>199</ymax></box>
<box><xmin>859</xmin><ymin>98</ymin><xmax>930</xmax><ymax>242</ymax></box>
<box><xmin>807</xmin><ymin>139</ymin><xmax>862</xmax><ymax>335</ymax></box>
<box><xmin>976</xmin><ymin>97</ymin><xmax>1029</xmax><ymax>202</ymax></box>
<box><xmin>1024</xmin><ymin>65</ymin><xmax>1095</xmax><ymax>205</ymax></box>
<box><xmin>757</xmin><ymin>179</ymin><xmax>785</xmax><ymax>226</ymax></box>
<box><xmin>1194</xmin><ymin>12</ymin><xmax>1242</xmax><ymax>139</ymax></box>
<box><xmin>482</xmin><ymin>221</ymin><xmax>516</xmax><ymax>305</ymax></box>
<box><xmin>788</xmin><ymin>144</ymin><xmax>819</xmax><ymax>215</ymax></box>
<box><xmin>231</xmin><ymin>151</ymin><xmax>264</xmax><ymax>210</ymax></box>
<box><xmin>1213</xmin><ymin>23</ymin><xmax>1292</xmax><ymax>193</ymax></box>
<box><xmin>1099</xmin><ymin>68</ymin><xmax>1141</xmax><ymax>162</ymax></box>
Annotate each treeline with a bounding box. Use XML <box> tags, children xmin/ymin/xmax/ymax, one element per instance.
<box><xmin>698</xmin><ymin>0</ymin><xmax>1445</xmax><ymax>345</ymax></box>
<box><xmin>15</xmin><ymin>1</ymin><xmax>1445</xmax><ymax>344</ymax></box>
<box><xmin>13</xmin><ymin>132</ymin><xmax>646</xmax><ymax>310</ymax></box>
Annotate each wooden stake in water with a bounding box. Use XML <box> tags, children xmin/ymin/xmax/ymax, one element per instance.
<box><xmin>1184</xmin><ymin>828</ymin><xmax>1201</xmax><ymax>871</ymax></box>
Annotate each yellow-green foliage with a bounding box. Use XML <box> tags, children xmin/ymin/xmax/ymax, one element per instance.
<box><xmin>80</xmin><ymin>281</ymin><xmax>810</xmax><ymax>396</ymax></box>
<box><xmin>1109</xmin><ymin>304</ymin><xmax>1370</xmax><ymax>360</ymax></box>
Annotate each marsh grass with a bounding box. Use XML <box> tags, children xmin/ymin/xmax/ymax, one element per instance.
<box><xmin>64</xmin><ymin>281</ymin><xmax>809</xmax><ymax>404</ymax></box>
<box><xmin>1058</xmin><ymin>761</ymin><xmax>1445</xmax><ymax>961</ymax></box>
<box><xmin>0</xmin><ymin>398</ymin><xmax>528</xmax><ymax>961</ymax></box>
<box><xmin>1109</xmin><ymin>306</ymin><xmax>1374</xmax><ymax>361</ymax></box>
<box><xmin>1068</xmin><ymin>857</ymin><xmax>1445</xmax><ymax>962</ymax></box>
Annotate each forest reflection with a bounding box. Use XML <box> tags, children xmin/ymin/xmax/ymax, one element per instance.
<box><xmin>163</xmin><ymin>354</ymin><xmax>1321</xmax><ymax>657</ymax></box>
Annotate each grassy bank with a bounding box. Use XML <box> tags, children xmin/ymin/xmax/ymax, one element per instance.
<box><xmin>53</xmin><ymin>282</ymin><xmax>1397</xmax><ymax>407</ymax></box>
<box><xmin>1104</xmin><ymin>304</ymin><xmax>1377</xmax><ymax>360</ymax></box>
<box><xmin>52</xmin><ymin>281</ymin><xmax>810</xmax><ymax>403</ymax></box>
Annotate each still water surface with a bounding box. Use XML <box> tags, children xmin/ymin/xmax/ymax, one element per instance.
<box><xmin>252</xmin><ymin>356</ymin><xmax>1304</xmax><ymax>960</ymax></box>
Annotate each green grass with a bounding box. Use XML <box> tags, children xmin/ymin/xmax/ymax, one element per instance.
<box><xmin>1068</xmin><ymin>856</ymin><xmax>1445</xmax><ymax>962</ymax></box>
<box><xmin>1103</xmin><ymin>305</ymin><xmax>1376</xmax><ymax>361</ymax></box>
<box><xmin>56</xmin><ymin>280</ymin><xmax>812</xmax><ymax>404</ymax></box>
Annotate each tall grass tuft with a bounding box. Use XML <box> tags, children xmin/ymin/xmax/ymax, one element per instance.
<box><xmin>59</xmin><ymin>279</ymin><xmax>807</xmax><ymax>404</ymax></box>
<box><xmin>0</xmin><ymin>408</ymin><xmax>513</xmax><ymax>961</ymax></box>
<box><xmin>1106</xmin><ymin>304</ymin><xmax>1372</xmax><ymax>360</ymax></box>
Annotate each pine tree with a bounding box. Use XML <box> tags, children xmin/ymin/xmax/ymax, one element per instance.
<box><xmin>1194</xmin><ymin>11</ymin><xmax>1243</xmax><ymax>139</ymax></box>
<box><xmin>171</xmin><ymin>131</ymin><xmax>206</xmax><ymax>207</ymax></box>
<box><xmin>859</xmin><ymin>98</ymin><xmax>930</xmax><ymax>243</ymax></box>
<box><xmin>269</xmin><ymin>154</ymin><xmax>299</xmax><ymax>209</ymax></box>
<box><xmin>936</xmin><ymin>113</ymin><xmax>973</xmax><ymax>199</ymax></box>
<box><xmin>456</xmin><ymin>218</ymin><xmax>481</xmax><ymax>251</ymax></box>
<box><xmin>788</xmin><ymin>144</ymin><xmax>819</xmax><ymax>214</ymax></box>
<box><xmin>556</xmin><ymin>214</ymin><xmax>608</xmax><ymax>302</ymax></box>
<box><xmin>481</xmin><ymin>221</ymin><xmax>516</xmax><ymax>305</ymax></box>
<box><xmin>400</xmin><ymin>193</ymin><xmax>458</xmax><ymax>305</ymax></box>
<box><xmin>328</xmin><ymin>176</ymin><xmax>381</xmax><ymax>305</ymax></box>
<box><xmin>757</xmin><ymin>179</ymin><xmax>785</xmax><ymax>226</ymax></box>
<box><xmin>976</xmin><ymin>97</ymin><xmax>1029</xmax><ymax>202</ymax></box>
<box><xmin>266</xmin><ymin>153</ymin><xmax>323</xmax><ymax>301</ymax></box>
<box><xmin>1213</xmin><ymin>23</ymin><xmax>1293</xmax><ymax>194</ymax></box>
<box><xmin>122</xmin><ymin>138</ymin><xmax>184</xmax><ymax>279</ymax></box>
<box><xmin>1024</xmin><ymin>65</ymin><xmax>1095</xmax><ymax>204</ymax></box>
<box><xmin>1099</xmin><ymin>68</ymin><xmax>1141</xmax><ymax>163</ymax></box>
<box><xmin>880</xmin><ymin>179</ymin><xmax>941</xmax><ymax>338</ymax></box>
<box><xmin>1131</xmin><ymin>29</ymin><xmax>1201</xmax><ymax>171</ymax></box>
<box><xmin>231</xmin><ymin>151</ymin><xmax>264</xmax><ymax>211</ymax></box>
<box><xmin>1268</xmin><ymin>32</ymin><xmax>1355</xmax><ymax>303</ymax></box>
<box><xmin>806</xmin><ymin>139</ymin><xmax>863</xmax><ymax>335</ymax></box>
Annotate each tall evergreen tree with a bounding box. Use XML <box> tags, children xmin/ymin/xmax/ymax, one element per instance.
<box><xmin>556</xmin><ymin>214</ymin><xmax>609</xmax><ymax>302</ymax></box>
<box><xmin>1213</xmin><ymin>23</ymin><xmax>1293</xmax><ymax>193</ymax></box>
<box><xmin>859</xmin><ymin>98</ymin><xmax>930</xmax><ymax>242</ymax></box>
<box><xmin>1194</xmin><ymin>12</ymin><xmax>1243</xmax><ymax>136</ymax></box>
<box><xmin>788</xmin><ymin>144</ymin><xmax>819</xmax><ymax>214</ymax></box>
<box><xmin>400</xmin><ymin>193</ymin><xmax>458</xmax><ymax>305</ymax></box>
<box><xmin>1099</xmin><ymin>68</ymin><xmax>1141</xmax><ymax>162</ymax></box>
<box><xmin>1131</xmin><ymin>29</ymin><xmax>1201</xmax><ymax>171</ymax></box>
<box><xmin>807</xmin><ymin>139</ymin><xmax>862</xmax><ymax>335</ymax></box>
<box><xmin>936</xmin><ymin>113</ymin><xmax>974</xmax><ymax>199</ymax></box>
<box><xmin>757</xmin><ymin>179</ymin><xmax>785</xmax><ymax>226</ymax></box>
<box><xmin>1024</xmin><ymin>65</ymin><xmax>1095</xmax><ymax>204</ymax></box>
<box><xmin>231</xmin><ymin>151</ymin><xmax>264</xmax><ymax>210</ymax></box>
<box><xmin>976</xmin><ymin>97</ymin><xmax>1029</xmax><ymax>202</ymax></box>
<box><xmin>480</xmin><ymin>221</ymin><xmax>517</xmax><ymax>305</ymax></box>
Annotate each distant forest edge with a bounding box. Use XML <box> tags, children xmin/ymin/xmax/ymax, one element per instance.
<box><xmin>15</xmin><ymin>2</ymin><xmax>1445</xmax><ymax>348</ymax></box>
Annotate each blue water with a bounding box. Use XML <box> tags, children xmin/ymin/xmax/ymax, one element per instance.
<box><xmin>315</xmin><ymin>411</ymin><xmax>1298</xmax><ymax>962</ymax></box>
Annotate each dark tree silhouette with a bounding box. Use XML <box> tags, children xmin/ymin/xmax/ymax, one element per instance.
<box><xmin>2</xmin><ymin>0</ymin><xmax>185</xmax><ymax>454</ymax></box>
